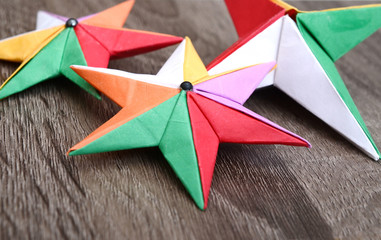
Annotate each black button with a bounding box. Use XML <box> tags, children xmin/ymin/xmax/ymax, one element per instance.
<box><xmin>180</xmin><ymin>81</ymin><xmax>193</xmax><ymax>91</ymax></box>
<box><xmin>66</xmin><ymin>18</ymin><xmax>78</xmax><ymax>28</ymax></box>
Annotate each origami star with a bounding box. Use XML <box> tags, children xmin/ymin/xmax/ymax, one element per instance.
<box><xmin>0</xmin><ymin>0</ymin><xmax>182</xmax><ymax>99</ymax></box>
<box><xmin>207</xmin><ymin>0</ymin><xmax>381</xmax><ymax>160</ymax></box>
<box><xmin>68</xmin><ymin>37</ymin><xmax>310</xmax><ymax>209</ymax></box>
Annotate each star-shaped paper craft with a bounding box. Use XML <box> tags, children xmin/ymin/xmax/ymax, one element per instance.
<box><xmin>207</xmin><ymin>0</ymin><xmax>381</xmax><ymax>160</ymax></box>
<box><xmin>67</xmin><ymin>37</ymin><xmax>310</xmax><ymax>209</ymax></box>
<box><xmin>0</xmin><ymin>0</ymin><xmax>182</xmax><ymax>99</ymax></box>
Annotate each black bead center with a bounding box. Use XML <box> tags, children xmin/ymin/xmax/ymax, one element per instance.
<box><xmin>180</xmin><ymin>81</ymin><xmax>193</xmax><ymax>91</ymax></box>
<box><xmin>66</xmin><ymin>18</ymin><xmax>78</xmax><ymax>28</ymax></box>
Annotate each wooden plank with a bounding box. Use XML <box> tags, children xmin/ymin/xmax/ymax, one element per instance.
<box><xmin>0</xmin><ymin>0</ymin><xmax>380</xmax><ymax>239</ymax></box>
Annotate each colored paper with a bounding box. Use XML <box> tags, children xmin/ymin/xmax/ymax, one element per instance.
<box><xmin>68</xmin><ymin>38</ymin><xmax>310</xmax><ymax>209</ymax></box>
<box><xmin>207</xmin><ymin>0</ymin><xmax>381</xmax><ymax>160</ymax></box>
<box><xmin>0</xmin><ymin>0</ymin><xmax>182</xmax><ymax>99</ymax></box>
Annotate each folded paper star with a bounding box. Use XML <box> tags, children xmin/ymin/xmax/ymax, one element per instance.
<box><xmin>207</xmin><ymin>0</ymin><xmax>381</xmax><ymax>160</ymax></box>
<box><xmin>68</xmin><ymin>37</ymin><xmax>310</xmax><ymax>209</ymax></box>
<box><xmin>0</xmin><ymin>0</ymin><xmax>182</xmax><ymax>99</ymax></box>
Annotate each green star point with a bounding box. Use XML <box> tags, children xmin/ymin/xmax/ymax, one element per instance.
<box><xmin>0</xmin><ymin>28</ymin><xmax>100</xmax><ymax>99</ymax></box>
<box><xmin>297</xmin><ymin>6</ymin><xmax>381</xmax><ymax>62</ymax></box>
<box><xmin>159</xmin><ymin>91</ymin><xmax>204</xmax><ymax>209</ymax></box>
<box><xmin>59</xmin><ymin>28</ymin><xmax>100</xmax><ymax>99</ymax></box>
<box><xmin>72</xmin><ymin>93</ymin><xmax>181</xmax><ymax>155</ymax></box>
<box><xmin>296</xmin><ymin>7</ymin><xmax>381</xmax><ymax>159</ymax></box>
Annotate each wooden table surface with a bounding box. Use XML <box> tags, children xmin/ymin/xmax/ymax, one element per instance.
<box><xmin>1</xmin><ymin>0</ymin><xmax>380</xmax><ymax>239</ymax></box>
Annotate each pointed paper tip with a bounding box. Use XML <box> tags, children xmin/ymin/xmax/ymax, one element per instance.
<box><xmin>70</xmin><ymin>65</ymin><xmax>89</xmax><ymax>75</ymax></box>
<box><xmin>36</xmin><ymin>10</ymin><xmax>66</xmax><ymax>20</ymax></box>
<box><xmin>151</xmin><ymin>33</ymin><xmax>183</xmax><ymax>49</ymax></box>
<box><xmin>174</xmin><ymin>37</ymin><xmax>188</xmax><ymax>51</ymax></box>
<box><xmin>373</xmin><ymin>147</ymin><xmax>380</xmax><ymax>161</ymax></box>
<box><xmin>177</xmin><ymin>36</ymin><xmax>185</xmax><ymax>41</ymax></box>
<box><xmin>195</xmin><ymin>199</ymin><xmax>206</xmax><ymax>210</ymax></box>
<box><xmin>365</xmin><ymin>150</ymin><xmax>380</xmax><ymax>161</ymax></box>
<box><xmin>69</xmin><ymin>65</ymin><xmax>102</xmax><ymax>100</ymax></box>
<box><xmin>70</xmin><ymin>65</ymin><xmax>85</xmax><ymax>81</ymax></box>
<box><xmin>285</xmin><ymin>133</ymin><xmax>311</xmax><ymax>148</ymax></box>
<box><xmin>70</xmin><ymin>65</ymin><xmax>81</xmax><ymax>70</ymax></box>
<box><xmin>183</xmin><ymin>36</ymin><xmax>195</xmax><ymax>49</ymax></box>
<box><xmin>162</xmin><ymin>35</ymin><xmax>185</xmax><ymax>47</ymax></box>
<box><xmin>70</xmin><ymin>64</ymin><xmax>102</xmax><ymax>75</ymax></box>
<box><xmin>114</xmin><ymin>0</ymin><xmax>135</xmax><ymax>20</ymax></box>
<box><xmin>81</xmin><ymin>0</ymin><xmax>135</xmax><ymax>28</ymax></box>
<box><xmin>37</xmin><ymin>10</ymin><xmax>47</xmax><ymax>15</ymax></box>
<box><xmin>67</xmin><ymin>145</ymin><xmax>87</xmax><ymax>156</ymax></box>
<box><xmin>202</xmin><ymin>200</ymin><xmax>208</xmax><ymax>210</ymax></box>
<box><xmin>292</xmin><ymin>135</ymin><xmax>311</xmax><ymax>148</ymax></box>
<box><xmin>182</xmin><ymin>36</ymin><xmax>209</xmax><ymax>83</ymax></box>
<box><xmin>94</xmin><ymin>93</ymin><xmax>102</xmax><ymax>100</ymax></box>
<box><xmin>109</xmin><ymin>30</ymin><xmax>183</xmax><ymax>58</ymax></box>
<box><xmin>67</xmin><ymin>149</ymin><xmax>76</xmax><ymax>156</ymax></box>
<box><xmin>298</xmin><ymin>5</ymin><xmax>381</xmax><ymax>61</ymax></box>
<box><xmin>170</xmin><ymin>35</ymin><xmax>185</xmax><ymax>45</ymax></box>
<box><xmin>297</xmin><ymin>136</ymin><xmax>311</xmax><ymax>148</ymax></box>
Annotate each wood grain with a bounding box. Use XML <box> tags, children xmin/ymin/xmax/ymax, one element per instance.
<box><xmin>1</xmin><ymin>0</ymin><xmax>380</xmax><ymax>239</ymax></box>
